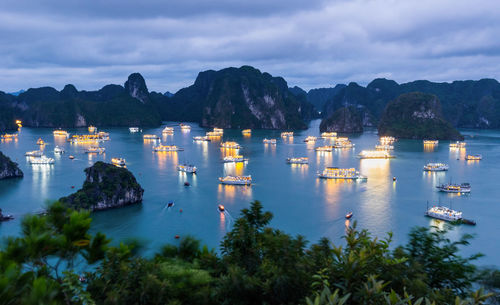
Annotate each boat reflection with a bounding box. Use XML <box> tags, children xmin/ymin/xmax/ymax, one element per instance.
<box><xmin>31</xmin><ymin>162</ymin><xmax>53</xmax><ymax>200</ymax></box>
<box><xmin>290</xmin><ymin>163</ymin><xmax>308</xmax><ymax>177</ymax></box>
<box><xmin>223</xmin><ymin>161</ymin><xmax>245</xmax><ymax>176</ymax></box>
<box><xmin>423</xmin><ymin>143</ymin><xmax>437</xmax><ymax>152</ymax></box>
<box><xmin>217</xmin><ymin>184</ymin><xmax>252</xmax><ymax>202</ymax></box>
<box><xmin>154</xmin><ymin>151</ymin><xmax>178</xmax><ymax>170</ymax></box>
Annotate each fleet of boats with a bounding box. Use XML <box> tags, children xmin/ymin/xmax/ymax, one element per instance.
<box><xmin>318</xmin><ymin>167</ymin><xmax>367</xmax><ymax>180</ymax></box>
<box><xmin>423</xmin><ymin>163</ymin><xmax>449</xmax><ymax>171</ymax></box>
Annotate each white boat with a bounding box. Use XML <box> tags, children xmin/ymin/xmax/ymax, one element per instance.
<box><xmin>263</xmin><ymin>138</ymin><xmax>277</xmax><ymax>144</ymax></box>
<box><xmin>286</xmin><ymin>157</ymin><xmax>309</xmax><ymax>164</ymax></box>
<box><xmin>465</xmin><ymin>154</ymin><xmax>482</xmax><ymax>161</ymax></box>
<box><xmin>180</xmin><ymin>123</ymin><xmax>191</xmax><ymax>130</ymax></box>
<box><xmin>423</xmin><ymin>140</ymin><xmax>439</xmax><ymax>145</ymax></box>
<box><xmin>281</xmin><ymin>132</ymin><xmax>294</xmax><ymax>137</ymax></box>
<box><xmin>242</xmin><ymin>129</ymin><xmax>251</xmax><ymax>135</ymax></box>
<box><xmin>85</xmin><ymin>146</ymin><xmax>105</xmax><ymax>154</ymax></box>
<box><xmin>379</xmin><ymin>136</ymin><xmax>396</xmax><ymax>144</ymax></box>
<box><xmin>153</xmin><ymin>145</ymin><xmax>184</xmax><ymax>152</ymax></box>
<box><xmin>449</xmin><ymin>141</ymin><xmax>466</xmax><ymax>148</ymax></box>
<box><xmin>425</xmin><ymin>206</ymin><xmax>462</xmax><ymax>222</ymax></box>
<box><xmin>111</xmin><ymin>158</ymin><xmax>126</xmax><ymax>167</ymax></box>
<box><xmin>375</xmin><ymin>144</ymin><xmax>394</xmax><ymax>150</ymax></box>
<box><xmin>315</xmin><ymin>146</ymin><xmax>333</xmax><ymax>152</ymax></box>
<box><xmin>223</xmin><ymin>155</ymin><xmax>248</xmax><ymax>163</ymax></box>
<box><xmin>304</xmin><ymin>136</ymin><xmax>317</xmax><ymax>143</ymax></box>
<box><xmin>193</xmin><ymin>136</ymin><xmax>210</xmax><ymax>142</ymax></box>
<box><xmin>220</xmin><ymin>142</ymin><xmax>240</xmax><ymax>149</ymax></box>
<box><xmin>129</xmin><ymin>127</ymin><xmax>140</xmax><ymax>133</ymax></box>
<box><xmin>29</xmin><ymin>155</ymin><xmax>55</xmax><ymax>165</ymax></box>
<box><xmin>177</xmin><ymin>164</ymin><xmax>197</xmax><ymax>173</ymax></box>
<box><xmin>219</xmin><ymin>175</ymin><xmax>252</xmax><ymax>185</ymax></box>
<box><xmin>423</xmin><ymin>163</ymin><xmax>449</xmax><ymax>171</ymax></box>
<box><xmin>333</xmin><ymin>138</ymin><xmax>354</xmax><ymax>148</ymax></box>
<box><xmin>53</xmin><ymin>130</ymin><xmax>69</xmax><ymax>137</ymax></box>
<box><xmin>358</xmin><ymin>150</ymin><xmax>394</xmax><ymax>159</ymax></box>
<box><xmin>318</xmin><ymin>167</ymin><xmax>367</xmax><ymax>180</ymax></box>
<box><xmin>436</xmin><ymin>183</ymin><xmax>471</xmax><ymax>193</ymax></box>
<box><xmin>25</xmin><ymin>150</ymin><xmax>43</xmax><ymax>157</ymax></box>
<box><xmin>162</xmin><ymin>126</ymin><xmax>174</xmax><ymax>134</ymax></box>
<box><xmin>143</xmin><ymin>134</ymin><xmax>160</xmax><ymax>140</ymax></box>
<box><xmin>321</xmin><ymin>132</ymin><xmax>337</xmax><ymax>138</ymax></box>
<box><xmin>54</xmin><ymin>146</ymin><xmax>65</xmax><ymax>154</ymax></box>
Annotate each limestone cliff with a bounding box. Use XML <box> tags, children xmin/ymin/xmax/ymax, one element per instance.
<box><xmin>319</xmin><ymin>106</ymin><xmax>363</xmax><ymax>133</ymax></box>
<box><xmin>0</xmin><ymin>151</ymin><xmax>23</xmax><ymax>179</ymax></box>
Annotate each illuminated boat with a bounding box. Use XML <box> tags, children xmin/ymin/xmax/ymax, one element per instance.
<box><xmin>223</xmin><ymin>155</ymin><xmax>248</xmax><ymax>163</ymax></box>
<box><xmin>333</xmin><ymin>139</ymin><xmax>354</xmax><ymax>148</ymax></box>
<box><xmin>162</xmin><ymin>126</ymin><xmax>174</xmax><ymax>134</ymax></box>
<box><xmin>36</xmin><ymin>138</ymin><xmax>45</xmax><ymax>145</ymax></box>
<box><xmin>281</xmin><ymin>132</ymin><xmax>294</xmax><ymax>137</ymax></box>
<box><xmin>25</xmin><ymin>150</ymin><xmax>43</xmax><ymax>157</ymax></box>
<box><xmin>177</xmin><ymin>164</ymin><xmax>197</xmax><ymax>173</ymax></box>
<box><xmin>358</xmin><ymin>150</ymin><xmax>394</xmax><ymax>159</ymax></box>
<box><xmin>193</xmin><ymin>136</ymin><xmax>210</xmax><ymax>142</ymax></box>
<box><xmin>218</xmin><ymin>204</ymin><xmax>225</xmax><ymax>212</ymax></box>
<box><xmin>425</xmin><ymin>206</ymin><xmax>462</xmax><ymax>222</ymax></box>
<box><xmin>143</xmin><ymin>134</ymin><xmax>160</xmax><ymax>140</ymax></box>
<box><xmin>97</xmin><ymin>132</ymin><xmax>110</xmax><ymax>141</ymax></box>
<box><xmin>436</xmin><ymin>183</ymin><xmax>471</xmax><ymax>193</ymax></box>
<box><xmin>345</xmin><ymin>212</ymin><xmax>353</xmax><ymax>219</ymax></box>
<box><xmin>88</xmin><ymin>125</ymin><xmax>97</xmax><ymax>133</ymax></box>
<box><xmin>129</xmin><ymin>127</ymin><xmax>140</xmax><ymax>133</ymax></box>
<box><xmin>69</xmin><ymin>133</ymin><xmax>109</xmax><ymax>143</ymax></box>
<box><xmin>375</xmin><ymin>144</ymin><xmax>394</xmax><ymax>150</ymax></box>
<box><xmin>286</xmin><ymin>157</ymin><xmax>309</xmax><ymax>164</ymax></box>
<box><xmin>220</xmin><ymin>141</ymin><xmax>240</xmax><ymax>149</ymax></box>
<box><xmin>206</xmin><ymin>131</ymin><xmax>222</xmax><ymax>137</ymax></box>
<box><xmin>54</xmin><ymin>146</ymin><xmax>65</xmax><ymax>154</ymax></box>
<box><xmin>318</xmin><ymin>167</ymin><xmax>367</xmax><ymax>180</ymax></box>
<box><xmin>111</xmin><ymin>158</ymin><xmax>126</xmax><ymax>167</ymax></box>
<box><xmin>263</xmin><ymin>138</ymin><xmax>277</xmax><ymax>144</ymax></box>
<box><xmin>465</xmin><ymin>154</ymin><xmax>482</xmax><ymax>161</ymax></box>
<box><xmin>15</xmin><ymin>120</ymin><xmax>22</xmax><ymax>128</ymax></box>
<box><xmin>29</xmin><ymin>155</ymin><xmax>55</xmax><ymax>165</ymax></box>
<box><xmin>423</xmin><ymin>163</ymin><xmax>448</xmax><ymax>171</ymax></box>
<box><xmin>242</xmin><ymin>129</ymin><xmax>251</xmax><ymax>135</ymax></box>
<box><xmin>218</xmin><ymin>175</ymin><xmax>252</xmax><ymax>185</ymax></box>
<box><xmin>213</xmin><ymin>128</ymin><xmax>224</xmax><ymax>135</ymax></box>
<box><xmin>1</xmin><ymin>133</ymin><xmax>18</xmax><ymax>139</ymax></box>
<box><xmin>304</xmin><ymin>136</ymin><xmax>317</xmax><ymax>143</ymax></box>
<box><xmin>153</xmin><ymin>144</ymin><xmax>184</xmax><ymax>152</ymax></box>
<box><xmin>321</xmin><ymin>132</ymin><xmax>337</xmax><ymax>138</ymax></box>
<box><xmin>53</xmin><ymin>130</ymin><xmax>69</xmax><ymax>137</ymax></box>
<box><xmin>315</xmin><ymin>146</ymin><xmax>334</xmax><ymax>152</ymax></box>
<box><xmin>379</xmin><ymin>136</ymin><xmax>396</xmax><ymax>144</ymax></box>
<box><xmin>85</xmin><ymin>146</ymin><xmax>105</xmax><ymax>154</ymax></box>
<box><xmin>423</xmin><ymin>140</ymin><xmax>439</xmax><ymax>145</ymax></box>
<box><xmin>449</xmin><ymin>141</ymin><xmax>466</xmax><ymax>148</ymax></box>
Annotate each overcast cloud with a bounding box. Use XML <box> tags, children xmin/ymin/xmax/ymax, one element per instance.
<box><xmin>1</xmin><ymin>0</ymin><xmax>500</xmax><ymax>92</ymax></box>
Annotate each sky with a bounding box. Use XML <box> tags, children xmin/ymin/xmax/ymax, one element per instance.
<box><xmin>1</xmin><ymin>0</ymin><xmax>500</xmax><ymax>93</ymax></box>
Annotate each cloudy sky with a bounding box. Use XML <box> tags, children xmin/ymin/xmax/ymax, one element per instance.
<box><xmin>1</xmin><ymin>0</ymin><xmax>499</xmax><ymax>93</ymax></box>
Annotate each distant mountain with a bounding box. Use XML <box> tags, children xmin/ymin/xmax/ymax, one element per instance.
<box><xmin>307</xmin><ymin>85</ymin><xmax>346</xmax><ymax>111</ymax></box>
<box><xmin>163</xmin><ymin>91</ymin><xmax>174</xmax><ymax>97</ymax></box>
<box><xmin>319</xmin><ymin>106</ymin><xmax>363</xmax><ymax>133</ymax></box>
<box><xmin>289</xmin><ymin>86</ymin><xmax>307</xmax><ymax>97</ymax></box>
<box><xmin>7</xmin><ymin>90</ymin><xmax>25</xmax><ymax>96</ymax></box>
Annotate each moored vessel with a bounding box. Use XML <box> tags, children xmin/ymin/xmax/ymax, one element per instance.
<box><xmin>263</xmin><ymin>138</ymin><xmax>277</xmax><ymax>144</ymax></box>
<box><xmin>286</xmin><ymin>157</ymin><xmax>309</xmax><ymax>164</ymax></box>
<box><xmin>29</xmin><ymin>155</ymin><xmax>55</xmax><ymax>165</ymax></box>
<box><xmin>375</xmin><ymin>144</ymin><xmax>394</xmax><ymax>150</ymax></box>
<box><xmin>143</xmin><ymin>134</ymin><xmax>160</xmax><ymax>140</ymax></box>
<box><xmin>358</xmin><ymin>150</ymin><xmax>394</xmax><ymax>159</ymax></box>
<box><xmin>423</xmin><ymin>163</ymin><xmax>449</xmax><ymax>171</ymax></box>
<box><xmin>193</xmin><ymin>136</ymin><xmax>210</xmax><ymax>142</ymax></box>
<box><xmin>180</xmin><ymin>123</ymin><xmax>191</xmax><ymax>131</ymax></box>
<box><xmin>153</xmin><ymin>144</ymin><xmax>184</xmax><ymax>152</ymax></box>
<box><xmin>242</xmin><ymin>129</ymin><xmax>251</xmax><ymax>135</ymax></box>
<box><xmin>36</xmin><ymin>138</ymin><xmax>45</xmax><ymax>145</ymax></box>
<box><xmin>129</xmin><ymin>127</ymin><xmax>140</xmax><ymax>133</ymax></box>
<box><xmin>54</xmin><ymin>146</ymin><xmax>65</xmax><ymax>154</ymax></box>
<box><xmin>304</xmin><ymin>136</ymin><xmax>317</xmax><ymax>143</ymax></box>
<box><xmin>318</xmin><ymin>167</ymin><xmax>367</xmax><ymax>180</ymax></box>
<box><xmin>423</xmin><ymin>140</ymin><xmax>439</xmax><ymax>145</ymax></box>
<box><xmin>379</xmin><ymin>136</ymin><xmax>396</xmax><ymax>144</ymax></box>
<box><xmin>53</xmin><ymin>129</ymin><xmax>69</xmax><ymax>137</ymax></box>
<box><xmin>220</xmin><ymin>141</ymin><xmax>240</xmax><ymax>149</ymax></box>
<box><xmin>88</xmin><ymin>125</ymin><xmax>97</xmax><ymax>133</ymax></box>
<box><xmin>162</xmin><ymin>126</ymin><xmax>174</xmax><ymax>134</ymax></box>
<box><xmin>177</xmin><ymin>164</ymin><xmax>197</xmax><ymax>173</ymax></box>
<box><xmin>223</xmin><ymin>155</ymin><xmax>248</xmax><ymax>163</ymax></box>
<box><xmin>465</xmin><ymin>154</ymin><xmax>482</xmax><ymax>161</ymax></box>
<box><xmin>449</xmin><ymin>141</ymin><xmax>466</xmax><ymax>148</ymax></box>
<box><xmin>111</xmin><ymin>157</ymin><xmax>126</xmax><ymax>167</ymax></box>
<box><xmin>281</xmin><ymin>131</ymin><xmax>293</xmax><ymax>137</ymax></box>
<box><xmin>425</xmin><ymin>206</ymin><xmax>462</xmax><ymax>222</ymax></box>
<box><xmin>436</xmin><ymin>182</ymin><xmax>471</xmax><ymax>193</ymax></box>
<box><xmin>25</xmin><ymin>150</ymin><xmax>43</xmax><ymax>157</ymax></box>
<box><xmin>85</xmin><ymin>146</ymin><xmax>105</xmax><ymax>154</ymax></box>
<box><xmin>315</xmin><ymin>146</ymin><xmax>333</xmax><ymax>152</ymax></box>
<box><xmin>219</xmin><ymin>175</ymin><xmax>252</xmax><ymax>185</ymax></box>
<box><xmin>321</xmin><ymin>132</ymin><xmax>337</xmax><ymax>138</ymax></box>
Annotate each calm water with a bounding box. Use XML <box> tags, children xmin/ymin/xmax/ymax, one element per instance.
<box><xmin>1</xmin><ymin>120</ymin><xmax>499</xmax><ymax>265</ymax></box>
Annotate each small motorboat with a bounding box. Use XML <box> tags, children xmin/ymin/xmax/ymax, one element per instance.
<box><xmin>218</xmin><ymin>204</ymin><xmax>225</xmax><ymax>212</ymax></box>
<box><xmin>184</xmin><ymin>181</ymin><xmax>190</xmax><ymax>187</ymax></box>
<box><xmin>345</xmin><ymin>212</ymin><xmax>353</xmax><ymax>219</ymax></box>
<box><xmin>167</xmin><ymin>201</ymin><xmax>175</xmax><ymax>208</ymax></box>
<box><xmin>393</xmin><ymin>177</ymin><xmax>397</xmax><ymax>181</ymax></box>
<box><xmin>69</xmin><ymin>155</ymin><xmax>75</xmax><ymax>159</ymax></box>
<box><xmin>0</xmin><ymin>209</ymin><xmax>14</xmax><ymax>222</ymax></box>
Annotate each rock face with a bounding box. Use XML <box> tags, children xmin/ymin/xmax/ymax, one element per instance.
<box><xmin>0</xmin><ymin>151</ymin><xmax>23</xmax><ymax>179</ymax></box>
<box><xmin>60</xmin><ymin>161</ymin><xmax>144</xmax><ymax>211</ymax></box>
<box><xmin>378</xmin><ymin>92</ymin><xmax>463</xmax><ymax>140</ymax></box>
<box><xmin>319</xmin><ymin>106</ymin><xmax>363</xmax><ymax>133</ymax></box>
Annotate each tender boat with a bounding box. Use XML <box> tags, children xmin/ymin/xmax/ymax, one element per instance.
<box><xmin>218</xmin><ymin>204</ymin><xmax>225</xmax><ymax>212</ymax></box>
<box><xmin>193</xmin><ymin>136</ymin><xmax>211</xmax><ymax>142</ymax></box>
<box><xmin>220</xmin><ymin>141</ymin><xmax>240</xmax><ymax>149</ymax></box>
<box><xmin>153</xmin><ymin>145</ymin><xmax>184</xmax><ymax>152</ymax></box>
<box><xmin>315</xmin><ymin>146</ymin><xmax>334</xmax><ymax>152</ymax></box>
<box><xmin>219</xmin><ymin>175</ymin><xmax>252</xmax><ymax>185</ymax></box>
<box><xmin>111</xmin><ymin>158</ymin><xmax>126</xmax><ymax>167</ymax></box>
<box><xmin>318</xmin><ymin>167</ymin><xmax>367</xmax><ymax>180</ymax></box>
<box><xmin>423</xmin><ymin>163</ymin><xmax>449</xmax><ymax>171</ymax></box>
<box><xmin>25</xmin><ymin>150</ymin><xmax>43</xmax><ymax>157</ymax></box>
<box><xmin>29</xmin><ymin>155</ymin><xmax>55</xmax><ymax>165</ymax></box>
<box><xmin>36</xmin><ymin>138</ymin><xmax>45</xmax><ymax>145</ymax></box>
<box><xmin>321</xmin><ymin>132</ymin><xmax>337</xmax><ymax>138</ymax></box>
<box><xmin>143</xmin><ymin>134</ymin><xmax>160</xmax><ymax>140</ymax></box>
<box><xmin>54</xmin><ymin>146</ymin><xmax>65</xmax><ymax>154</ymax></box>
<box><xmin>304</xmin><ymin>136</ymin><xmax>317</xmax><ymax>143</ymax></box>
<box><xmin>129</xmin><ymin>127</ymin><xmax>140</xmax><ymax>133</ymax></box>
<box><xmin>53</xmin><ymin>130</ymin><xmax>69</xmax><ymax>137</ymax></box>
<box><xmin>436</xmin><ymin>183</ymin><xmax>471</xmax><ymax>193</ymax></box>
<box><xmin>449</xmin><ymin>141</ymin><xmax>466</xmax><ymax>148</ymax></box>
<box><xmin>88</xmin><ymin>125</ymin><xmax>97</xmax><ymax>133</ymax></box>
<box><xmin>223</xmin><ymin>155</ymin><xmax>248</xmax><ymax>163</ymax></box>
<box><xmin>263</xmin><ymin>138</ymin><xmax>277</xmax><ymax>144</ymax></box>
<box><xmin>162</xmin><ymin>126</ymin><xmax>174</xmax><ymax>134</ymax></box>
<box><xmin>423</xmin><ymin>140</ymin><xmax>439</xmax><ymax>145</ymax></box>
<box><xmin>85</xmin><ymin>146</ymin><xmax>105</xmax><ymax>154</ymax></box>
<box><xmin>465</xmin><ymin>154</ymin><xmax>482</xmax><ymax>161</ymax></box>
<box><xmin>345</xmin><ymin>212</ymin><xmax>353</xmax><ymax>219</ymax></box>
<box><xmin>286</xmin><ymin>157</ymin><xmax>309</xmax><ymax>164</ymax></box>
<box><xmin>425</xmin><ymin>206</ymin><xmax>462</xmax><ymax>222</ymax></box>
<box><xmin>242</xmin><ymin>129</ymin><xmax>251</xmax><ymax>135</ymax></box>
<box><xmin>177</xmin><ymin>164</ymin><xmax>197</xmax><ymax>173</ymax></box>
<box><xmin>281</xmin><ymin>132</ymin><xmax>294</xmax><ymax>137</ymax></box>
<box><xmin>358</xmin><ymin>150</ymin><xmax>394</xmax><ymax>159</ymax></box>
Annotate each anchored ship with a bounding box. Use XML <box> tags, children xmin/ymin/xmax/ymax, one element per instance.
<box><xmin>263</xmin><ymin>138</ymin><xmax>277</xmax><ymax>144</ymax></box>
<box><xmin>318</xmin><ymin>167</ymin><xmax>367</xmax><ymax>180</ymax></box>
<box><xmin>223</xmin><ymin>155</ymin><xmax>248</xmax><ymax>163</ymax></box>
<box><xmin>153</xmin><ymin>145</ymin><xmax>184</xmax><ymax>152</ymax></box>
<box><xmin>423</xmin><ymin>163</ymin><xmax>449</xmax><ymax>171</ymax></box>
<box><xmin>436</xmin><ymin>182</ymin><xmax>471</xmax><ymax>193</ymax></box>
<box><xmin>286</xmin><ymin>157</ymin><xmax>309</xmax><ymax>164</ymax></box>
<box><xmin>177</xmin><ymin>164</ymin><xmax>197</xmax><ymax>173</ymax></box>
<box><xmin>358</xmin><ymin>150</ymin><xmax>394</xmax><ymax>159</ymax></box>
<box><xmin>219</xmin><ymin>175</ymin><xmax>252</xmax><ymax>185</ymax></box>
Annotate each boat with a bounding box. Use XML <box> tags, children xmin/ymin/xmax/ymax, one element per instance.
<box><xmin>375</xmin><ymin>144</ymin><xmax>394</xmax><ymax>150</ymax></box>
<box><xmin>423</xmin><ymin>140</ymin><xmax>439</xmax><ymax>145</ymax></box>
<box><xmin>36</xmin><ymin>138</ymin><xmax>45</xmax><ymax>145</ymax></box>
<box><xmin>242</xmin><ymin>129</ymin><xmax>251</xmax><ymax>135</ymax></box>
<box><xmin>25</xmin><ymin>150</ymin><xmax>43</xmax><ymax>157</ymax></box>
<box><xmin>263</xmin><ymin>138</ymin><xmax>277</xmax><ymax>144</ymax></box>
<box><xmin>69</xmin><ymin>155</ymin><xmax>75</xmax><ymax>159</ymax></box>
<box><xmin>143</xmin><ymin>134</ymin><xmax>160</xmax><ymax>140</ymax></box>
<box><xmin>1</xmin><ymin>133</ymin><xmax>18</xmax><ymax>139</ymax></box>
<box><xmin>53</xmin><ymin>130</ymin><xmax>69</xmax><ymax>137</ymax></box>
<box><xmin>423</xmin><ymin>163</ymin><xmax>449</xmax><ymax>171</ymax></box>
<box><xmin>206</xmin><ymin>131</ymin><xmax>222</xmax><ymax>137</ymax></box>
<box><xmin>465</xmin><ymin>154</ymin><xmax>482</xmax><ymax>161</ymax></box>
<box><xmin>177</xmin><ymin>164</ymin><xmax>197</xmax><ymax>173</ymax></box>
<box><xmin>315</xmin><ymin>146</ymin><xmax>333</xmax><ymax>152</ymax></box>
<box><xmin>436</xmin><ymin>182</ymin><xmax>471</xmax><ymax>193</ymax></box>
<box><xmin>15</xmin><ymin>120</ymin><xmax>22</xmax><ymax>128</ymax></box>
<box><xmin>85</xmin><ymin>146</ymin><xmax>105</xmax><ymax>154</ymax></box>
<box><xmin>111</xmin><ymin>158</ymin><xmax>126</xmax><ymax>167</ymax></box>
<box><xmin>358</xmin><ymin>150</ymin><xmax>394</xmax><ymax>159</ymax></box>
<box><xmin>286</xmin><ymin>157</ymin><xmax>309</xmax><ymax>164</ymax></box>
<box><xmin>193</xmin><ymin>136</ymin><xmax>210</xmax><ymax>142</ymax></box>
<box><xmin>223</xmin><ymin>155</ymin><xmax>248</xmax><ymax>163</ymax></box>
<box><xmin>219</xmin><ymin>175</ymin><xmax>252</xmax><ymax>185</ymax></box>
<box><xmin>29</xmin><ymin>155</ymin><xmax>55</xmax><ymax>165</ymax></box>
<box><xmin>281</xmin><ymin>131</ymin><xmax>294</xmax><ymax>137</ymax></box>
<box><xmin>318</xmin><ymin>167</ymin><xmax>367</xmax><ymax>180</ymax></box>
<box><xmin>167</xmin><ymin>201</ymin><xmax>174</xmax><ymax>208</ymax></box>
<box><xmin>97</xmin><ymin>132</ymin><xmax>110</xmax><ymax>141</ymax></box>
<box><xmin>180</xmin><ymin>123</ymin><xmax>191</xmax><ymax>131</ymax></box>
<box><xmin>0</xmin><ymin>209</ymin><xmax>14</xmax><ymax>222</ymax></box>
<box><xmin>220</xmin><ymin>141</ymin><xmax>240</xmax><ymax>149</ymax></box>
<box><xmin>425</xmin><ymin>206</ymin><xmax>462</xmax><ymax>222</ymax></box>
<box><xmin>184</xmin><ymin>181</ymin><xmax>190</xmax><ymax>186</ymax></box>
<box><xmin>153</xmin><ymin>144</ymin><xmax>184</xmax><ymax>152</ymax></box>
<box><xmin>345</xmin><ymin>212</ymin><xmax>353</xmax><ymax>219</ymax></box>
<box><xmin>162</xmin><ymin>126</ymin><xmax>174</xmax><ymax>134</ymax></box>
<box><xmin>213</xmin><ymin>128</ymin><xmax>224</xmax><ymax>135</ymax></box>
<box><xmin>68</xmin><ymin>133</ymin><xmax>109</xmax><ymax>143</ymax></box>
<box><xmin>321</xmin><ymin>132</ymin><xmax>337</xmax><ymax>138</ymax></box>
<box><xmin>54</xmin><ymin>146</ymin><xmax>65</xmax><ymax>154</ymax></box>
<box><xmin>379</xmin><ymin>136</ymin><xmax>396</xmax><ymax>144</ymax></box>
<box><xmin>333</xmin><ymin>139</ymin><xmax>354</xmax><ymax>148</ymax></box>
<box><xmin>218</xmin><ymin>204</ymin><xmax>225</xmax><ymax>212</ymax></box>
<box><xmin>88</xmin><ymin>125</ymin><xmax>97</xmax><ymax>133</ymax></box>
<box><xmin>129</xmin><ymin>127</ymin><xmax>140</xmax><ymax>133</ymax></box>
<box><xmin>304</xmin><ymin>136</ymin><xmax>317</xmax><ymax>143</ymax></box>
<box><xmin>449</xmin><ymin>141</ymin><xmax>466</xmax><ymax>148</ymax></box>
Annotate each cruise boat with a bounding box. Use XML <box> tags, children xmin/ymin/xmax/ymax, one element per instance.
<box><xmin>318</xmin><ymin>167</ymin><xmax>367</xmax><ymax>180</ymax></box>
<box><xmin>219</xmin><ymin>175</ymin><xmax>252</xmax><ymax>185</ymax></box>
<box><xmin>1</xmin><ymin>133</ymin><xmax>18</xmax><ymax>139</ymax></box>
<box><xmin>286</xmin><ymin>157</ymin><xmax>309</xmax><ymax>164</ymax></box>
<box><xmin>425</xmin><ymin>206</ymin><xmax>462</xmax><ymax>222</ymax></box>
<box><xmin>162</xmin><ymin>126</ymin><xmax>174</xmax><ymax>134</ymax></box>
<box><xmin>242</xmin><ymin>129</ymin><xmax>251</xmax><ymax>135</ymax></box>
<box><xmin>465</xmin><ymin>154</ymin><xmax>482</xmax><ymax>161</ymax></box>
<box><xmin>180</xmin><ymin>123</ymin><xmax>191</xmax><ymax>131</ymax></box>
<box><xmin>220</xmin><ymin>141</ymin><xmax>240</xmax><ymax>149</ymax></box>
<box><xmin>53</xmin><ymin>130</ymin><xmax>69</xmax><ymax>137</ymax></box>
<box><xmin>68</xmin><ymin>133</ymin><xmax>109</xmax><ymax>143</ymax></box>
<box><xmin>206</xmin><ymin>131</ymin><xmax>222</xmax><ymax>137</ymax></box>
<box><xmin>36</xmin><ymin>138</ymin><xmax>45</xmax><ymax>145</ymax></box>
<box><xmin>15</xmin><ymin>120</ymin><xmax>22</xmax><ymax>128</ymax></box>
<box><xmin>333</xmin><ymin>139</ymin><xmax>354</xmax><ymax>148</ymax></box>
<box><xmin>423</xmin><ymin>163</ymin><xmax>449</xmax><ymax>171</ymax></box>
<box><xmin>321</xmin><ymin>132</ymin><xmax>337</xmax><ymax>138</ymax></box>
<box><xmin>97</xmin><ymin>132</ymin><xmax>110</xmax><ymax>141</ymax></box>
<box><xmin>193</xmin><ymin>136</ymin><xmax>211</xmax><ymax>142</ymax></box>
<box><xmin>281</xmin><ymin>131</ymin><xmax>294</xmax><ymax>137</ymax></box>
<box><xmin>436</xmin><ymin>182</ymin><xmax>471</xmax><ymax>193</ymax></box>
<box><xmin>315</xmin><ymin>146</ymin><xmax>334</xmax><ymax>152</ymax></box>
<box><xmin>143</xmin><ymin>134</ymin><xmax>160</xmax><ymax>140</ymax></box>
<box><xmin>88</xmin><ymin>125</ymin><xmax>97</xmax><ymax>133</ymax></box>
<box><xmin>85</xmin><ymin>146</ymin><xmax>105</xmax><ymax>154</ymax></box>
<box><xmin>153</xmin><ymin>144</ymin><xmax>184</xmax><ymax>152</ymax></box>
<box><xmin>54</xmin><ymin>146</ymin><xmax>65</xmax><ymax>154</ymax></box>
<box><xmin>25</xmin><ymin>150</ymin><xmax>43</xmax><ymax>157</ymax></box>
<box><xmin>423</xmin><ymin>140</ymin><xmax>439</xmax><ymax>145</ymax></box>
<box><xmin>449</xmin><ymin>141</ymin><xmax>466</xmax><ymax>148</ymax></box>
<box><xmin>304</xmin><ymin>136</ymin><xmax>317</xmax><ymax>143</ymax></box>
<box><xmin>263</xmin><ymin>138</ymin><xmax>277</xmax><ymax>144</ymax></box>
<box><xmin>111</xmin><ymin>158</ymin><xmax>126</xmax><ymax>167</ymax></box>
<box><xmin>375</xmin><ymin>144</ymin><xmax>394</xmax><ymax>150</ymax></box>
<box><xmin>29</xmin><ymin>155</ymin><xmax>55</xmax><ymax>165</ymax></box>
<box><xmin>129</xmin><ymin>127</ymin><xmax>140</xmax><ymax>133</ymax></box>
<box><xmin>213</xmin><ymin>128</ymin><xmax>224</xmax><ymax>135</ymax></box>
<box><xmin>379</xmin><ymin>136</ymin><xmax>396</xmax><ymax>144</ymax></box>
<box><xmin>177</xmin><ymin>164</ymin><xmax>197</xmax><ymax>173</ymax></box>
<box><xmin>358</xmin><ymin>150</ymin><xmax>394</xmax><ymax>159</ymax></box>
<box><xmin>223</xmin><ymin>155</ymin><xmax>248</xmax><ymax>163</ymax></box>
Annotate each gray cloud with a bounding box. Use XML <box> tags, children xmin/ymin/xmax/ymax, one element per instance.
<box><xmin>1</xmin><ymin>0</ymin><xmax>499</xmax><ymax>93</ymax></box>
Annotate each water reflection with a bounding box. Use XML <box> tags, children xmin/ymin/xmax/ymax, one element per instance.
<box><xmin>154</xmin><ymin>151</ymin><xmax>178</xmax><ymax>170</ymax></box>
<box><xmin>31</xmin><ymin>164</ymin><xmax>53</xmax><ymax>200</ymax></box>
<box><xmin>217</xmin><ymin>184</ymin><xmax>252</xmax><ymax>203</ymax></box>
<box><xmin>423</xmin><ymin>143</ymin><xmax>437</xmax><ymax>152</ymax></box>
<box><xmin>316</xmin><ymin>151</ymin><xmax>333</xmax><ymax>167</ymax></box>
<box><xmin>290</xmin><ymin>163</ymin><xmax>308</xmax><ymax>177</ymax></box>
<box><xmin>223</xmin><ymin>162</ymin><xmax>246</xmax><ymax>176</ymax></box>
<box><xmin>220</xmin><ymin>148</ymin><xmax>239</xmax><ymax>158</ymax></box>
<box><xmin>264</xmin><ymin>143</ymin><xmax>276</xmax><ymax>156</ymax></box>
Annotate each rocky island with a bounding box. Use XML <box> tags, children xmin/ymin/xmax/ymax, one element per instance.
<box><xmin>377</xmin><ymin>92</ymin><xmax>463</xmax><ymax>140</ymax></box>
<box><xmin>60</xmin><ymin>161</ymin><xmax>144</xmax><ymax>211</ymax></box>
<box><xmin>0</xmin><ymin>151</ymin><xmax>23</xmax><ymax>179</ymax></box>
<box><xmin>319</xmin><ymin>106</ymin><xmax>364</xmax><ymax>133</ymax></box>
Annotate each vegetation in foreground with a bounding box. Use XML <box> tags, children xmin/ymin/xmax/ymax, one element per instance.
<box><xmin>0</xmin><ymin>200</ymin><xmax>498</xmax><ymax>304</ymax></box>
